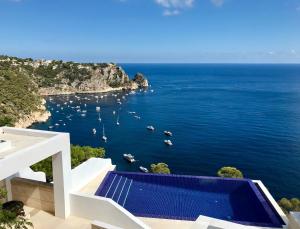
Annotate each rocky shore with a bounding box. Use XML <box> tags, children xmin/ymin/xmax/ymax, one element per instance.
<box><xmin>14</xmin><ymin>99</ymin><xmax>51</xmax><ymax>128</ymax></box>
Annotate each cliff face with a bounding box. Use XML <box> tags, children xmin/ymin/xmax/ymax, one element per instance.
<box><xmin>0</xmin><ymin>56</ymin><xmax>148</xmax><ymax>95</ymax></box>
<box><xmin>0</xmin><ymin>55</ymin><xmax>149</xmax><ymax>127</ymax></box>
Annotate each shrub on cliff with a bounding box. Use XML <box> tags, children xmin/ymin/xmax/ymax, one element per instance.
<box><xmin>31</xmin><ymin>145</ymin><xmax>105</xmax><ymax>182</ymax></box>
<box><xmin>150</xmin><ymin>163</ymin><xmax>171</xmax><ymax>174</ymax></box>
<box><xmin>278</xmin><ymin>198</ymin><xmax>300</xmax><ymax>214</ymax></box>
<box><xmin>217</xmin><ymin>166</ymin><xmax>243</xmax><ymax>178</ymax></box>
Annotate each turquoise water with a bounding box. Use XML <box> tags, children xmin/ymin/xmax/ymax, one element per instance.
<box><xmin>31</xmin><ymin>64</ymin><xmax>300</xmax><ymax>199</ymax></box>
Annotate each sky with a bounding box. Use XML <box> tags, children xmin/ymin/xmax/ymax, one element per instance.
<box><xmin>0</xmin><ymin>0</ymin><xmax>300</xmax><ymax>63</ymax></box>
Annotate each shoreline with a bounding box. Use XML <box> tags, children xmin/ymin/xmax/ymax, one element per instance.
<box><xmin>39</xmin><ymin>86</ymin><xmax>138</xmax><ymax>96</ymax></box>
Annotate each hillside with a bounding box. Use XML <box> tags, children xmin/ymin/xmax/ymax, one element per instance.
<box><xmin>0</xmin><ymin>55</ymin><xmax>148</xmax><ymax>127</ymax></box>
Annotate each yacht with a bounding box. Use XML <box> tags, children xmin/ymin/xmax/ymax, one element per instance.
<box><xmin>92</xmin><ymin>128</ymin><xmax>96</xmax><ymax>134</ymax></box>
<box><xmin>139</xmin><ymin>166</ymin><xmax>149</xmax><ymax>173</ymax></box>
<box><xmin>102</xmin><ymin>126</ymin><xmax>107</xmax><ymax>142</ymax></box>
<box><xmin>96</xmin><ymin>107</ymin><xmax>101</xmax><ymax>112</ymax></box>
<box><xmin>113</xmin><ymin>110</ymin><xmax>116</xmax><ymax>115</ymax></box>
<box><xmin>164</xmin><ymin>140</ymin><xmax>173</xmax><ymax>146</ymax></box>
<box><xmin>123</xmin><ymin>154</ymin><xmax>136</xmax><ymax>163</ymax></box>
<box><xmin>147</xmin><ymin>126</ymin><xmax>155</xmax><ymax>131</ymax></box>
<box><xmin>164</xmin><ymin>131</ymin><xmax>173</xmax><ymax>136</ymax></box>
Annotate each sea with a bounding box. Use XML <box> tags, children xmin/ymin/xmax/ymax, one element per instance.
<box><xmin>31</xmin><ymin>64</ymin><xmax>300</xmax><ymax>200</ymax></box>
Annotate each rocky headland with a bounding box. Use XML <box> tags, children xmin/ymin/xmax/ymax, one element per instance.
<box><xmin>0</xmin><ymin>55</ymin><xmax>149</xmax><ymax>127</ymax></box>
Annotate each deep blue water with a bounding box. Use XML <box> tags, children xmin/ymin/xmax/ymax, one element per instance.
<box><xmin>31</xmin><ymin>64</ymin><xmax>300</xmax><ymax>200</ymax></box>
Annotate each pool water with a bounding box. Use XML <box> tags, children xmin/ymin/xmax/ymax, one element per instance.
<box><xmin>95</xmin><ymin>171</ymin><xmax>285</xmax><ymax>227</ymax></box>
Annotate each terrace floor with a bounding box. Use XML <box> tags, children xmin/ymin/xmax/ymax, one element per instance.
<box><xmin>24</xmin><ymin>206</ymin><xmax>90</xmax><ymax>229</ymax></box>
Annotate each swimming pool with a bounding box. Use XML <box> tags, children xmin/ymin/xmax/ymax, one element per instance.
<box><xmin>95</xmin><ymin>171</ymin><xmax>285</xmax><ymax>227</ymax></box>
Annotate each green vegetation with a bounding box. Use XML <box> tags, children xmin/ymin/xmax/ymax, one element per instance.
<box><xmin>278</xmin><ymin>198</ymin><xmax>300</xmax><ymax>214</ymax></box>
<box><xmin>31</xmin><ymin>145</ymin><xmax>105</xmax><ymax>182</ymax></box>
<box><xmin>0</xmin><ymin>68</ymin><xmax>43</xmax><ymax>126</ymax></box>
<box><xmin>150</xmin><ymin>163</ymin><xmax>171</xmax><ymax>174</ymax></box>
<box><xmin>0</xmin><ymin>188</ymin><xmax>33</xmax><ymax>229</ymax></box>
<box><xmin>217</xmin><ymin>166</ymin><xmax>243</xmax><ymax>178</ymax></box>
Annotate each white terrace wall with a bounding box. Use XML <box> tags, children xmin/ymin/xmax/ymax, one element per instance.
<box><xmin>70</xmin><ymin>192</ymin><xmax>150</xmax><ymax>229</ymax></box>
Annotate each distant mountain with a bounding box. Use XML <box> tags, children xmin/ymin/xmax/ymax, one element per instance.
<box><xmin>0</xmin><ymin>55</ymin><xmax>148</xmax><ymax>127</ymax></box>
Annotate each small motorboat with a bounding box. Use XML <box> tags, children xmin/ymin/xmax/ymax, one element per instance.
<box><xmin>55</xmin><ymin>123</ymin><xmax>59</xmax><ymax>126</ymax></box>
<box><xmin>164</xmin><ymin>131</ymin><xmax>173</xmax><ymax>136</ymax></box>
<box><xmin>139</xmin><ymin>166</ymin><xmax>149</xmax><ymax>173</ymax></box>
<box><xmin>96</xmin><ymin>107</ymin><xmax>101</xmax><ymax>112</ymax></box>
<box><xmin>92</xmin><ymin>128</ymin><xmax>96</xmax><ymax>134</ymax></box>
<box><xmin>164</xmin><ymin>139</ymin><xmax>173</xmax><ymax>146</ymax></box>
<box><xmin>147</xmin><ymin>126</ymin><xmax>155</xmax><ymax>131</ymax></box>
<box><xmin>123</xmin><ymin>154</ymin><xmax>136</xmax><ymax>163</ymax></box>
<box><xmin>48</xmin><ymin>126</ymin><xmax>54</xmax><ymax>129</ymax></box>
<box><xmin>113</xmin><ymin>110</ymin><xmax>116</xmax><ymax>115</ymax></box>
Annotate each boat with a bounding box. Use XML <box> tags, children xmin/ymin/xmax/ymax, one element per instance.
<box><xmin>55</xmin><ymin>123</ymin><xmax>59</xmax><ymax>126</ymax></box>
<box><xmin>48</xmin><ymin>126</ymin><xmax>54</xmax><ymax>129</ymax></box>
<box><xmin>102</xmin><ymin>125</ymin><xmax>107</xmax><ymax>142</ymax></box>
<box><xmin>147</xmin><ymin>126</ymin><xmax>155</xmax><ymax>131</ymax></box>
<box><xmin>116</xmin><ymin>115</ymin><xmax>120</xmax><ymax>126</ymax></box>
<box><xmin>123</xmin><ymin>154</ymin><xmax>136</xmax><ymax>163</ymax></box>
<box><xmin>134</xmin><ymin>115</ymin><xmax>141</xmax><ymax>119</ymax></box>
<box><xmin>92</xmin><ymin>128</ymin><xmax>96</xmax><ymax>134</ymax></box>
<box><xmin>164</xmin><ymin>131</ymin><xmax>173</xmax><ymax>136</ymax></box>
<box><xmin>113</xmin><ymin>110</ymin><xmax>116</xmax><ymax>115</ymax></box>
<box><xmin>98</xmin><ymin>113</ymin><xmax>102</xmax><ymax>122</ymax></box>
<box><xmin>96</xmin><ymin>107</ymin><xmax>101</xmax><ymax>112</ymax></box>
<box><xmin>164</xmin><ymin>139</ymin><xmax>173</xmax><ymax>146</ymax></box>
<box><xmin>139</xmin><ymin>166</ymin><xmax>149</xmax><ymax>173</ymax></box>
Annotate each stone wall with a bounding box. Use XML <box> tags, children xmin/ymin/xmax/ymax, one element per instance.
<box><xmin>11</xmin><ymin>177</ymin><xmax>54</xmax><ymax>213</ymax></box>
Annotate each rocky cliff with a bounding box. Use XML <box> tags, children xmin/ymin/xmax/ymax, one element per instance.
<box><xmin>0</xmin><ymin>55</ymin><xmax>149</xmax><ymax>127</ymax></box>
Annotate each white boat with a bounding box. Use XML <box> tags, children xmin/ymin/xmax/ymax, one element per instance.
<box><xmin>102</xmin><ymin>126</ymin><xmax>107</xmax><ymax>142</ymax></box>
<box><xmin>116</xmin><ymin>115</ymin><xmax>120</xmax><ymax>126</ymax></box>
<box><xmin>48</xmin><ymin>126</ymin><xmax>54</xmax><ymax>129</ymax></box>
<box><xmin>92</xmin><ymin>128</ymin><xmax>96</xmax><ymax>134</ymax></box>
<box><xmin>164</xmin><ymin>131</ymin><xmax>173</xmax><ymax>136</ymax></box>
<box><xmin>96</xmin><ymin>106</ymin><xmax>101</xmax><ymax>112</ymax></box>
<box><xmin>147</xmin><ymin>125</ymin><xmax>155</xmax><ymax>131</ymax></box>
<box><xmin>139</xmin><ymin>166</ymin><xmax>149</xmax><ymax>173</ymax></box>
<box><xmin>164</xmin><ymin>139</ymin><xmax>173</xmax><ymax>146</ymax></box>
<box><xmin>123</xmin><ymin>154</ymin><xmax>136</xmax><ymax>163</ymax></box>
<box><xmin>117</xmin><ymin>101</ymin><xmax>122</xmax><ymax>105</ymax></box>
<box><xmin>55</xmin><ymin>123</ymin><xmax>59</xmax><ymax>126</ymax></box>
<box><xmin>113</xmin><ymin>110</ymin><xmax>116</xmax><ymax>115</ymax></box>
<box><xmin>98</xmin><ymin>113</ymin><xmax>101</xmax><ymax>122</ymax></box>
<box><xmin>134</xmin><ymin>115</ymin><xmax>141</xmax><ymax>119</ymax></box>
<box><xmin>81</xmin><ymin>113</ymin><xmax>86</xmax><ymax>117</ymax></box>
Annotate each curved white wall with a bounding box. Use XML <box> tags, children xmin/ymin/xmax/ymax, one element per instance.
<box><xmin>70</xmin><ymin>192</ymin><xmax>150</xmax><ymax>229</ymax></box>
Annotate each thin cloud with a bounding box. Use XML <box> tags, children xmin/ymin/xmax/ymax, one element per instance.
<box><xmin>210</xmin><ymin>0</ymin><xmax>224</xmax><ymax>7</ymax></box>
<box><xmin>155</xmin><ymin>0</ymin><xmax>194</xmax><ymax>16</ymax></box>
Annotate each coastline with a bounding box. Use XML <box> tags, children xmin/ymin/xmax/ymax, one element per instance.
<box><xmin>39</xmin><ymin>85</ymin><xmax>137</xmax><ymax>96</ymax></box>
<box><xmin>14</xmin><ymin>99</ymin><xmax>51</xmax><ymax>129</ymax></box>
